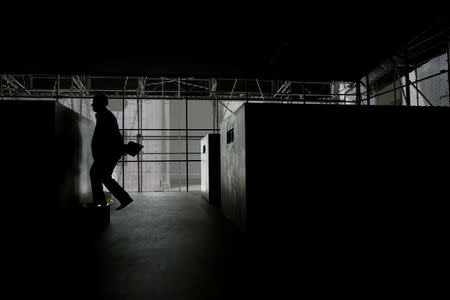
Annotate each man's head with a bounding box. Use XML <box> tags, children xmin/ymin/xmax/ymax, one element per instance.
<box><xmin>92</xmin><ymin>93</ymin><xmax>108</xmax><ymax>112</ymax></box>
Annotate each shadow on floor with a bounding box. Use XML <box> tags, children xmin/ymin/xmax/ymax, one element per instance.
<box><xmin>6</xmin><ymin>192</ymin><xmax>445</xmax><ymax>299</ymax></box>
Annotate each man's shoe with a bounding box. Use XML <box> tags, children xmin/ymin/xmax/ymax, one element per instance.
<box><xmin>88</xmin><ymin>202</ymin><xmax>107</xmax><ymax>208</ymax></box>
<box><xmin>116</xmin><ymin>198</ymin><xmax>133</xmax><ymax>210</ymax></box>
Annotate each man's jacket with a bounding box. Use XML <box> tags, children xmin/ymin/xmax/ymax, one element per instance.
<box><xmin>91</xmin><ymin>108</ymin><xmax>123</xmax><ymax>162</ymax></box>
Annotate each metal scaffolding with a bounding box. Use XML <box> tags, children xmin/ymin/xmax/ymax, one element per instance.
<box><xmin>1</xmin><ymin>69</ymin><xmax>448</xmax><ymax>191</ymax></box>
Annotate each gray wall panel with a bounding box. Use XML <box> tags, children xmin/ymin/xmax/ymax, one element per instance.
<box><xmin>55</xmin><ymin>103</ymin><xmax>94</xmax><ymax>216</ymax></box>
<box><xmin>220</xmin><ymin>106</ymin><xmax>246</xmax><ymax>231</ymax></box>
<box><xmin>201</xmin><ymin>134</ymin><xmax>220</xmax><ymax>205</ymax></box>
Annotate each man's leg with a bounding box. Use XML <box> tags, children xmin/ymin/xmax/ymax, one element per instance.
<box><xmin>103</xmin><ymin>178</ymin><xmax>133</xmax><ymax>208</ymax></box>
<box><xmin>90</xmin><ymin>163</ymin><xmax>107</xmax><ymax>206</ymax></box>
<box><xmin>101</xmin><ymin>160</ymin><xmax>134</xmax><ymax>209</ymax></box>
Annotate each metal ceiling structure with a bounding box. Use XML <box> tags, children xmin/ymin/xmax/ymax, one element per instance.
<box><xmin>0</xmin><ymin>76</ymin><xmax>356</xmax><ymax>105</ymax></box>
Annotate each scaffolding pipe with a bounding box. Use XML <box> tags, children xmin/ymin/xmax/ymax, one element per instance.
<box><xmin>185</xmin><ymin>77</ymin><xmax>189</xmax><ymax>191</ymax></box>
<box><xmin>356</xmin><ymin>81</ymin><xmax>361</xmax><ymax>106</ymax></box>
<box><xmin>365</xmin><ymin>75</ymin><xmax>371</xmax><ymax>105</ymax></box>
<box><xmin>122</xmin><ymin>76</ymin><xmax>126</xmax><ymax>188</ymax></box>
<box><xmin>404</xmin><ymin>48</ymin><xmax>411</xmax><ymax>106</ymax></box>
<box><xmin>447</xmin><ymin>38</ymin><xmax>450</xmax><ymax>106</ymax></box>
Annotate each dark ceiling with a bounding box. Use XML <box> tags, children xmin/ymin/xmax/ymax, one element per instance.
<box><xmin>2</xmin><ymin>2</ymin><xmax>448</xmax><ymax>81</ymax></box>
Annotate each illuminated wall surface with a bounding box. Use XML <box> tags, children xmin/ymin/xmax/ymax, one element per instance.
<box><xmin>54</xmin><ymin>103</ymin><xmax>94</xmax><ymax>206</ymax></box>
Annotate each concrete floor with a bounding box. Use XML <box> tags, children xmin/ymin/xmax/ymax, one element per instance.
<box><xmin>62</xmin><ymin>192</ymin><xmax>245</xmax><ymax>300</ymax></box>
<box><xmin>9</xmin><ymin>192</ymin><xmax>443</xmax><ymax>299</ymax></box>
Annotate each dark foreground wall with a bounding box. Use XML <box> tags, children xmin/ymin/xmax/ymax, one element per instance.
<box><xmin>1</xmin><ymin>100</ymin><xmax>99</xmax><ymax>298</ymax></box>
<box><xmin>221</xmin><ymin>103</ymin><xmax>448</xmax><ymax>295</ymax></box>
<box><xmin>1</xmin><ymin>100</ymin><xmax>94</xmax><ymax>230</ymax></box>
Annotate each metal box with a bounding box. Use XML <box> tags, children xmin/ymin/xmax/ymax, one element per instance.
<box><xmin>220</xmin><ymin>103</ymin><xmax>449</xmax><ymax>262</ymax></box>
<box><xmin>201</xmin><ymin>134</ymin><xmax>221</xmax><ymax>205</ymax></box>
<box><xmin>1</xmin><ymin>100</ymin><xmax>95</xmax><ymax>232</ymax></box>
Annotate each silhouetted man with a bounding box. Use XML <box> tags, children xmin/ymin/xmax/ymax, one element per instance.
<box><xmin>90</xmin><ymin>94</ymin><xmax>134</xmax><ymax>210</ymax></box>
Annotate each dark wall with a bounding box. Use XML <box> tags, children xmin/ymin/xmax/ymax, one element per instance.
<box><xmin>2</xmin><ymin>100</ymin><xmax>55</xmax><ymax>214</ymax></box>
<box><xmin>1</xmin><ymin>100</ymin><xmax>94</xmax><ymax>229</ymax></box>
<box><xmin>220</xmin><ymin>107</ymin><xmax>247</xmax><ymax>230</ymax></box>
<box><xmin>220</xmin><ymin>103</ymin><xmax>449</xmax><ymax>295</ymax></box>
<box><xmin>1</xmin><ymin>100</ymin><xmax>95</xmax><ymax>298</ymax></box>
<box><xmin>244</xmin><ymin>104</ymin><xmax>449</xmax><ymax>236</ymax></box>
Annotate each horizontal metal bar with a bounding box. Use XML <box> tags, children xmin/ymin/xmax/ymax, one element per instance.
<box><xmin>118</xmin><ymin>160</ymin><xmax>201</xmax><ymax>163</ymax></box>
<box><xmin>142</xmin><ymin>152</ymin><xmax>200</xmax><ymax>155</ymax></box>
<box><xmin>0</xmin><ymin>97</ymin><xmax>356</xmax><ymax>105</ymax></box>
<box><xmin>3</xmin><ymin>75</ymin><xmax>339</xmax><ymax>84</ymax></box>
<box><xmin>0</xmin><ymin>94</ymin><xmax>356</xmax><ymax>100</ymax></box>
<box><xmin>124</xmin><ymin>135</ymin><xmax>205</xmax><ymax>139</ymax></box>
<box><xmin>1</xmin><ymin>93</ymin><xmax>358</xmax><ymax>100</ymax></box>
<box><xmin>1</xmin><ymin>97</ymin><xmax>357</xmax><ymax>107</ymax></box>
<box><xmin>275</xmin><ymin>93</ymin><xmax>358</xmax><ymax>97</ymax></box>
<box><xmin>362</xmin><ymin>69</ymin><xmax>448</xmax><ymax>101</ymax></box>
<box><xmin>122</xmin><ymin>128</ymin><xmax>216</xmax><ymax>131</ymax></box>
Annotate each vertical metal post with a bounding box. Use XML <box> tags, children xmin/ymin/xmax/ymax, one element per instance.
<box><xmin>56</xmin><ymin>75</ymin><xmax>60</xmax><ymax>103</ymax></box>
<box><xmin>137</xmin><ymin>93</ymin><xmax>141</xmax><ymax>192</ymax></box>
<box><xmin>447</xmin><ymin>38</ymin><xmax>450</xmax><ymax>106</ymax></box>
<box><xmin>404</xmin><ymin>48</ymin><xmax>411</xmax><ymax>106</ymax></box>
<box><xmin>122</xmin><ymin>76</ymin><xmax>126</xmax><ymax>188</ymax></box>
<box><xmin>414</xmin><ymin>67</ymin><xmax>419</xmax><ymax>106</ymax></box>
<box><xmin>356</xmin><ymin>81</ymin><xmax>361</xmax><ymax>106</ymax></box>
<box><xmin>344</xmin><ymin>88</ymin><xmax>347</xmax><ymax>105</ymax></box>
<box><xmin>70</xmin><ymin>76</ymin><xmax>74</xmax><ymax>110</ymax></box>
<box><xmin>212</xmin><ymin>100</ymin><xmax>216</xmax><ymax>132</ymax></box>
<box><xmin>303</xmin><ymin>82</ymin><xmax>306</xmax><ymax>104</ymax></box>
<box><xmin>393</xmin><ymin>66</ymin><xmax>398</xmax><ymax>105</ymax></box>
<box><xmin>140</xmin><ymin>98</ymin><xmax>143</xmax><ymax>191</ymax></box>
<box><xmin>211</xmin><ymin>79</ymin><xmax>216</xmax><ymax>132</ymax></box>
<box><xmin>329</xmin><ymin>82</ymin><xmax>332</xmax><ymax>105</ymax></box>
<box><xmin>246</xmin><ymin>79</ymin><xmax>249</xmax><ymax>103</ymax></box>
<box><xmin>216</xmin><ymin>99</ymin><xmax>219</xmax><ymax>131</ymax></box>
<box><xmin>185</xmin><ymin>77</ymin><xmax>189</xmax><ymax>191</ymax></box>
<box><xmin>79</xmin><ymin>80</ymin><xmax>83</xmax><ymax>114</ymax></box>
<box><xmin>365</xmin><ymin>75</ymin><xmax>371</xmax><ymax>106</ymax></box>
<box><xmin>289</xmin><ymin>82</ymin><xmax>294</xmax><ymax>104</ymax></box>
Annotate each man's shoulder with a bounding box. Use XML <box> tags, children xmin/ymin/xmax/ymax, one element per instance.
<box><xmin>105</xmin><ymin>108</ymin><xmax>117</xmax><ymax>119</ymax></box>
<box><xmin>97</xmin><ymin>109</ymin><xmax>117</xmax><ymax>121</ymax></box>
